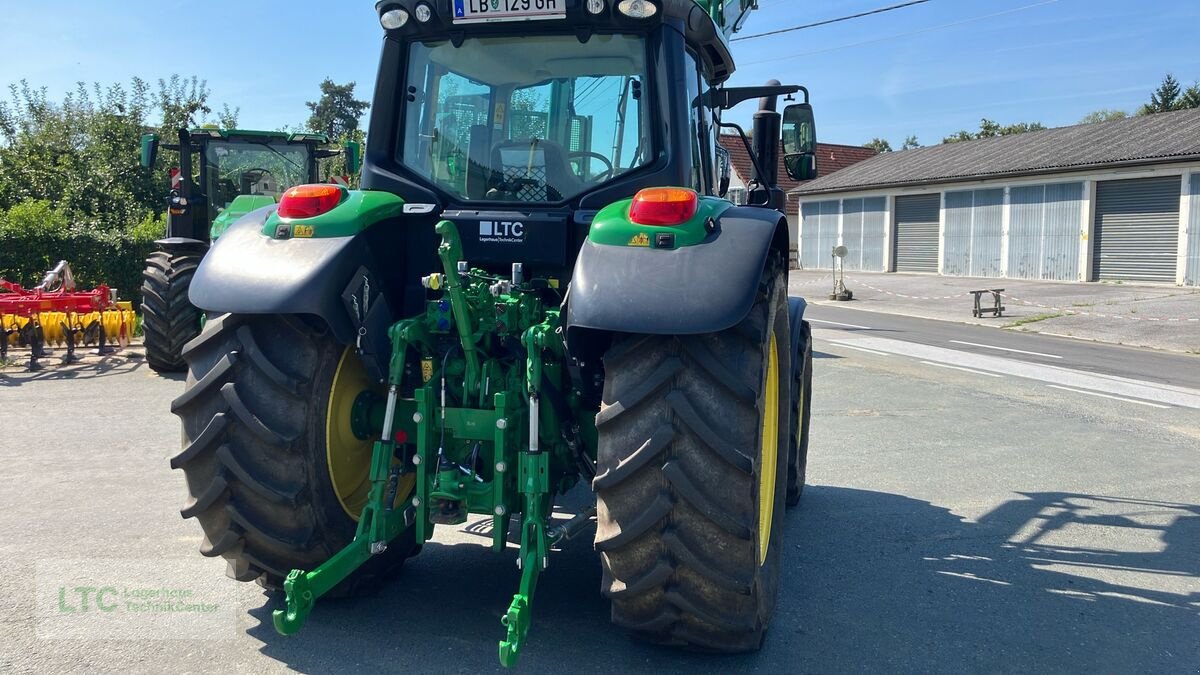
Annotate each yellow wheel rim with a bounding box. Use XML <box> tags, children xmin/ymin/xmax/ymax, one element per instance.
<box><xmin>326</xmin><ymin>347</ymin><xmax>413</xmax><ymax>520</ymax></box>
<box><xmin>758</xmin><ymin>334</ymin><xmax>780</xmax><ymax>565</ymax></box>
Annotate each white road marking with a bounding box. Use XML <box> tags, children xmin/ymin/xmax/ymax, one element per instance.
<box><xmin>828</xmin><ymin>336</ymin><xmax>1200</xmax><ymax>410</ymax></box>
<box><xmin>827</xmin><ymin>341</ymin><xmax>890</xmax><ymax>357</ymax></box>
<box><xmin>920</xmin><ymin>361</ymin><xmax>1004</xmax><ymax>378</ymax></box>
<box><xmin>808</xmin><ymin>318</ymin><xmax>873</xmax><ymax>330</ymax></box>
<box><xmin>1046</xmin><ymin>385</ymin><xmax>1171</xmax><ymax>409</ymax></box>
<box><xmin>949</xmin><ymin>340</ymin><xmax>1063</xmax><ymax>359</ymax></box>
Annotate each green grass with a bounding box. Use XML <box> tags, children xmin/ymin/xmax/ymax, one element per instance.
<box><xmin>1004</xmin><ymin>312</ymin><xmax>1063</xmax><ymax>328</ymax></box>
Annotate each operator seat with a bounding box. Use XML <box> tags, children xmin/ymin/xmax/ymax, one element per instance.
<box><xmin>489</xmin><ymin>138</ymin><xmax>582</xmax><ymax>202</ymax></box>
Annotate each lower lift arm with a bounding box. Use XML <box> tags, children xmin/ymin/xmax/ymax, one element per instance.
<box><xmin>271</xmin><ymin>220</ymin><xmax>575</xmax><ymax>668</ymax></box>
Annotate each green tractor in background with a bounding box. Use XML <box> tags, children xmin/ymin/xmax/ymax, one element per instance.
<box><xmin>170</xmin><ymin>0</ymin><xmax>818</xmax><ymax>666</ymax></box>
<box><xmin>138</xmin><ymin>128</ymin><xmax>361</xmax><ymax>371</ymax></box>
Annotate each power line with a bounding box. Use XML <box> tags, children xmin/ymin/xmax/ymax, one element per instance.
<box><xmin>738</xmin><ymin>0</ymin><xmax>1059</xmax><ymax>67</ymax></box>
<box><xmin>732</xmin><ymin>0</ymin><xmax>935</xmax><ymax>42</ymax></box>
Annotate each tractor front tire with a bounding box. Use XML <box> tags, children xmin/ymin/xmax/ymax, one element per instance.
<box><xmin>141</xmin><ymin>249</ymin><xmax>204</xmax><ymax>373</ymax></box>
<box><xmin>594</xmin><ymin>265</ymin><xmax>791</xmax><ymax>651</ymax></box>
<box><xmin>170</xmin><ymin>313</ymin><xmax>414</xmax><ymax>593</ymax></box>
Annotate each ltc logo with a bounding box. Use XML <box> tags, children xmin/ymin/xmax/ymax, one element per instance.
<box><xmin>479</xmin><ymin>220</ymin><xmax>525</xmax><ymax>243</ymax></box>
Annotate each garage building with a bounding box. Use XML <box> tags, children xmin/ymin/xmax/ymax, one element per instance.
<box><xmin>794</xmin><ymin>108</ymin><xmax>1200</xmax><ymax>286</ymax></box>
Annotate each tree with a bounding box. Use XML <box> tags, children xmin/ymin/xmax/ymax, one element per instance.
<box><xmin>864</xmin><ymin>137</ymin><xmax>892</xmax><ymax>153</ymax></box>
<box><xmin>156</xmin><ymin>75</ymin><xmax>237</xmax><ymax>132</ymax></box>
<box><xmin>943</xmin><ymin>118</ymin><xmax>1045</xmax><ymax>144</ymax></box>
<box><xmin>305</xmin><ymin>79</ymin><xmax>369</xmax><ymax>139</ymax></box>
<box><xmin>1180</xmin><ymin>83</ymin><xmax>1200</xmax><ymax>110</ymax></box>
<box><xmin>1139</xmin><ymin>74</ymin><xmax>1182</xmax><ymax>114</ymax></box>
<box><xmin>0</xmin><ymin>75</ymin><xmax>240</xmax><ymax>229</ymax></box>
<box><xmin>1079</xmin><ymin>109</ymin><xmax>1128</xmax><ymax>124</ymax></box>
<box><xmin>901</xmin><ymin>135</ymin><xmax>921</xmax><ymax>150</ymax></box>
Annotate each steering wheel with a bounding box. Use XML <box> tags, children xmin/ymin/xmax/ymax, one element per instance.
<box><xmin>568</xmin><ymin>152</ymin><xmax>615</xmax><ymax>183</ymax></box>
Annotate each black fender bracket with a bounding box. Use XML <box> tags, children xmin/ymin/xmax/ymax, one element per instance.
<box><xmin>567</xmin><ymin>207</ymin><xmax>784</xmax><ymax>342</ymax></box>
<box><xmin>189</xmin><ymin>209</ymin><xmax>373</xmax><ymax>347</ymax></box>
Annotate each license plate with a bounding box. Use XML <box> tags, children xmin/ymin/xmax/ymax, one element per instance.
<box><xmin>452</xmin><ymin>0</ymin><xmax>565</xmax><ymax>24</ymax></box>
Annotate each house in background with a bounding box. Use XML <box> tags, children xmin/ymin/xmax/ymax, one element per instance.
<box><xmin>793</xmin><ymin>108</ymin><xmax>1200</xmax><ymax>287</ymax></box>
<box><xmin>718</xmin><ymin>135</ymin><xmax>876</xmax><ymax>267</ymax></box>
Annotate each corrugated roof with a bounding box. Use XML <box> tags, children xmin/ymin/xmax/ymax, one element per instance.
<box><xmin>717</xmin><ymin>135</ymin><xmax>876</xmax><ymax>196</ymax></box>
<box><xmin>793</xmin><ymin>107</ymin><xmax>1200</xmax><ymax>196</ymax></box>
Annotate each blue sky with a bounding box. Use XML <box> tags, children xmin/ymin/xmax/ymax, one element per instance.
<box><xmin>1</xmin><ymin>0</ymin><xmax>1197</xmax><ymax>147</ymax></box>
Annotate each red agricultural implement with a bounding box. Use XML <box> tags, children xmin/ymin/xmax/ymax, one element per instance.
<box><xmin>0</xmin><ymin>261</ymin><xmax>136</xmax><ymax>370</ymax></box>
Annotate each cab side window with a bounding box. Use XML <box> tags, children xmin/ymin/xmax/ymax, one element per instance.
<box><xmin>684</xmin><ymin>51</ymin><xmax>707</xmax><ymax>194</ymax></box>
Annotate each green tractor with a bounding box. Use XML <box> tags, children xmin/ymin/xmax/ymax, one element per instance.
<box><xmin>170</xmin><ymin>0</ymin><xmax>818</xmax><ymax>666</ymax></box>
<box><xmin>138</xmin><ymin>128</ymin><xmax>361</xmax><ymax>371</ymax></box>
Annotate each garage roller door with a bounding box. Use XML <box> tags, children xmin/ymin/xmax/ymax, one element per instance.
<box><xmin>893</xmin><ymin>194</ymin><xmax>940</xmax><ymax>272</ymax></box>
<box><xmin>1093</xmin><ymin>177</ymin><xmax>1180</xmax><ymax>282</ymax></box>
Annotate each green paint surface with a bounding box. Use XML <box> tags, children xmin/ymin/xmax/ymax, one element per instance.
<box><xmin>587</xmin><ymin>194</ymin><xmax>733</xmax><ymax>249</ymax></box>
<box><xmin>262</xmin><ymin>190</ymin><xmax>406</xmax><ymax>238</ymax></box>
<box><xmin>211</xmin><ymin>195</ymin><xmax>277</xmax><ymax>239</ymax></box>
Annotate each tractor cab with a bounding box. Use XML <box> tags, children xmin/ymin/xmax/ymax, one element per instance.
<box><xmin>140</xmin><ymin>128</ymin><xmax>356</xmax><ymax>242</ymax></box>
<box><xmin>363</xmin><ymin>0</ymin><xmax>817</xmax><ymax>282</ymax></box>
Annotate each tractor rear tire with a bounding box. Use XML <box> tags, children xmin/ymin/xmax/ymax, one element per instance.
<box><xmin>170</xmin><ymin>313</ymin><xmax>415</xmax><ymax>594</ymax></box>
<box><xmin>786</xmin><ymin>318</ymin><xmax>813</xmax><ymax>507</ymax></box>
<box><xmin>141</xmin><ymin>250</ymin><xmax>204</xmax><ymax>373</ymax></box>
<box><xmin>594</xmin><ymin>265</ymin><xmax>791</xmax><ymax>652</ymax></box>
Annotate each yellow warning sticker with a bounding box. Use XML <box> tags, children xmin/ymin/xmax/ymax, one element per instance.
<box><xmin>421</xmin><ymin>358</ymin><xmax>434</xmax><ymax>383</ymax></box>
<box><xmin>293</xmin><ymin>225</ymin><xmax>315</xmax><ymax>238</ymax></box>
<box><xmin>628</xmin><ymin>232</ymin><xmax>650</xmax><ymax>247</ymax></box>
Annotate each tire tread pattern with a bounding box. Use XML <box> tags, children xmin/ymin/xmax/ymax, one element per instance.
<box><xmin>142</xmin><ymin>250</ymin><xmax>204</xmax><ymax>373</ymax></box>
<box><xmin>172</xmin><ymin>315</ymin><xmax>412</xmax><ymax>592</ymax></box>
<box><xmin>595</xmin><ymin>266</ymin><xmax>789</xmax><ymax>653</ymax></box>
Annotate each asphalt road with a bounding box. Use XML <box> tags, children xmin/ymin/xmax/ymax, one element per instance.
<box><xmin>1</xmin><ymin>308</ymin><xmax>1197</xmax><ymax>673</ymax></box>
<box><xmin>804</xmin><ymin>302</ymin><xmax>1200</xmax><ymax>392</ymax></box>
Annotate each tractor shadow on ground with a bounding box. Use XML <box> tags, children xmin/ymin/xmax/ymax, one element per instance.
<box><xmin>812</xmin><ymin>351</ymin><xmax>843</xmax><ymax>360</ymax></box>
<box><xmin>0</xmin><ymin>353</ymin><xmax>146</xmax><ymax>385</ymax></box>
<box><xmin>245</xmin><ymin>487</ymin><xmax>1200</xmax><ymax>673</ymax></box>
<box><xmin>770</xmin><ymin>487</ymin><xmax>1200</xmax><ymax>673</ymax></box>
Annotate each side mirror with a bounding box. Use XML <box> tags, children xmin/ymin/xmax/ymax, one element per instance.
<box><xmin>344</xmin><ymin>141</ymin><xmax>363</xmax><ymax>176</ymax></box>
<box><xmin>715</xmin><ymin>145</ymin><xmax>732</xmax><ymax>198</ymax></box>
<box><xmin>782</xmin><ymin>103</ymin><xmax>817</xmax><ymax>181</ymax></box>
<box><xmin>140</xmin><ymin>133</ymin><xmax>160</xmax><ymax>169</ymax></box>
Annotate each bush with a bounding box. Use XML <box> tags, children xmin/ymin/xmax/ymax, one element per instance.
<box><xmin>0</xmin><ymin>203</ymin><xmax>156</xmax><ymax>308</ymax></box>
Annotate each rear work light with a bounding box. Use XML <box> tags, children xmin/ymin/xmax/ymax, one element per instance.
<box><xmin>277</xmin><ymin>184</ymin><xmax>345</xmax><ymax>219</ymax></box>
<box><xmin>628</xmin><ymin>187</ymin><xmax>698</xmax><ymax>226</ymax></box>
<box><xmin>617</xmin><ymin>0</ymin><xmax>658</xmax><ymax>18</ymax></box>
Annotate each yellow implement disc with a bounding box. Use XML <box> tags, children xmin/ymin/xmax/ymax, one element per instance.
<box><xmin>1</xmin><ymin>308</ymin><xmax>135</xmax><ymax>348</ymax></box>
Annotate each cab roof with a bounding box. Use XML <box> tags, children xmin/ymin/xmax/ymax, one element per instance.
<box><xmin>188</xmin><ymin>128</ymin><xmax>331</xmax><ymax>145</ymax></box>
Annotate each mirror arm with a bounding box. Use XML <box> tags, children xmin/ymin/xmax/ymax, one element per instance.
<box><xmin>705</xmin><ymin>85</ymin><xmax>804</xmax><ymax>111</ymax></box>
<box><xmin>718</xmin><ymin>121</ymin><xmax>770</xmax><ymax>206</ymax></box>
